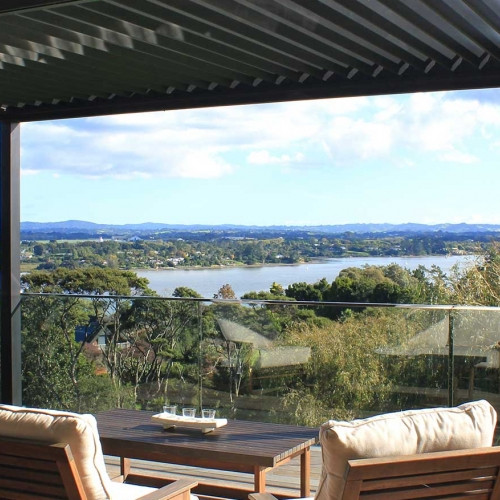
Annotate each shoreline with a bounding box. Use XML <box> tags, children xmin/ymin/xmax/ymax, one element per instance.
<box><xmin>133</xmin><ymin>254</ymin><xmax>476</xmax><ymax>273</ymax></box>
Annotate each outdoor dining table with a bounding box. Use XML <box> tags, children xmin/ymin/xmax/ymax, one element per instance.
<box><xmin>96</xmin><ymin>408</ymin><xmax>318</xmax><ymax>499</ymax></box>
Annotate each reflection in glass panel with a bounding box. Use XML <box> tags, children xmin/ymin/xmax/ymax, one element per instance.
<box><xmin>19</xmin><ymin>295</ymin><xmax>500</xmax><ymax>429</ymax></box>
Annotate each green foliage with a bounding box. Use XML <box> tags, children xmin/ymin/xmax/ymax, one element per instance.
<box><xmin>449</xmin><ymin>245</ymin><xmax>500</xmax><ymax>305</ymax></box>
<box><xmin>21</xmin><ymin>232</ymin><xmax>485</xmax><ymax>272</ymax></box>
<box><xmin>19</xmin><ymin>247</ymin><xmax>500</xmax><ymax>423</ymax></box>
<box><xmin>22</xmin><ymin>267</ymin><xmax>152</xmax><ymax>295</ymax></box>
<box><xmin>285</xmin><ymin>281</ymin><xmax>323</xmax><ymax>301</ymax></box>
<box><xmin>282</xmin><ymin>310</ymin><xmax>415</xmax><ymax>421</ymax></box>
<box><xmin>21</xmin><ymin>268</ymin><xmax>154</xmax><ymax>411</ymax></box>
<box><xmin>325</xmin><ymin>264</ymin><xmax>436</xmax><ymax>305</ymax></box>
<box><xmin>21</xmin><ymin>294</ymin><xmax>119</xmax><ymax>412</ymax></box>
<box><xmin>173</xmin><ymin>286</ymin><xmax>202</xmax><ymax>298</ymax></box>
<box><xmin>270</xmin><ymin>282</ymin><xmax>285</xmax><ymax>296</ymax></box>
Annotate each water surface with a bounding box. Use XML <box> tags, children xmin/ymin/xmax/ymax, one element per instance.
<box><xmin>138</xmin><ymin>255</ymin><xmax>473</xmax><ymax>299</ymax></box>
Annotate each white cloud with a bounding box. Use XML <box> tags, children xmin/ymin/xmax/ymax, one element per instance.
<box><xmin>324</xmin><ymin>117</ymin><xmax>394</xmax><ymax>161</ymax></box>
<box><xmin>171</xmin><ymin>150</ymin><xmax>233</xmax><ymax>178</ymax></box>
<box><xmin>21</xmin><ymin>90</ymin><xmax>500</xmax><ymax>180</ymax></box>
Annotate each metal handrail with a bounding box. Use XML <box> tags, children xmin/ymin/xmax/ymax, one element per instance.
<box><xmin>20</xmin><ymin>292</ymin><xmax>500</xmax><ymax>312</ymax></box>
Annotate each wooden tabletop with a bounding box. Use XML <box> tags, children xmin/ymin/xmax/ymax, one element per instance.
<box><xmin>96</xmin><ymin>409</ymin><xmax>318</xmax><ymax>470</ymax></box>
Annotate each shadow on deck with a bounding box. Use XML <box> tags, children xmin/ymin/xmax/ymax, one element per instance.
<box><xmin>105</xmin><ymin>445</ymin><xmax>322</xmax><ymax>498</ymax></box>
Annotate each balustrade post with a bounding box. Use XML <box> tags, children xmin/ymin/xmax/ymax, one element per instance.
<box><xmin>447</xmin><ymin>309</ymin><xmax>455</xmax><ymax>407</ymax></box>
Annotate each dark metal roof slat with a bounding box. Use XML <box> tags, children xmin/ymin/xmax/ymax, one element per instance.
<box><xmin>190</xmin><ymin>0</ymin><xmax>376</xmax><ymax>76</ymax></box>
<box><xmin>141</xmin><ymin>0</ymin><xmax>353</xmax><ymax>77</ymax></box>
<box><xmin>285</xmin><ymin>0</ymin><xmax>429</xmax><ymax>73</ymax></box>
<box><xmin>345</xmin><ymin>0</ymin><xmax>459</xmax><ymax>71</ymax></box>
<box><xmin>0</xmin><ymin>32</ymin><xmax>68</xmax><ymax>60</ymax></box>
<box><xmin>226</xmin><ymin>0</ymin><xmax>399</xmax><ymax>76</ymax></box>
<box><xmin>422</xmin><ymin>0</ymin><xmax>500</xmax><ymax>63</ymax></box>
<box><xmin>0</xmin><ymin>42</ymin><xmax>56</xmax><ymax>63</ymax></box>
<box><xmin>22</xmin><ymin>9</ymin><xmax>255</xmax><ymax>86</ymax></box>
<box><xmin>0</xmin><ymin>21</ymin><xmax>197</xmax><ymax>95</ymax></box>
<box><xmin>1</xmin><ymin>16</ymin><xmax>223</xmax><ymax>91</ymax></box>
<box><xmin>385</xmin><ymin>0</ymin><xmax>485</xmax><ymax>68</ymax></box>
<box><xmin>85</xmin><ymin>1</ymin><xmax>303</xmax><ymax>81</ymax></box>
<box><xmin>107</xmin><ymin>0</ymin><xmax>326</xmax><ymax>79</ymax></box>
<box><xmin>51</xmin><ymin>5</ymin><xmax>272</xmax><ymax>85</ymax></box>
<box><xmin>78</xmin><ymin>2</ymin><xmax>298</xmax><ymax>83</ymax></box>
<box><xmin>0</xmin><ymin>0</ymin><xmax>89</xmax><ymax>16</ymax></box>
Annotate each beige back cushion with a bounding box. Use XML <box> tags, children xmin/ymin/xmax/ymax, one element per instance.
<box><xmin>316</xmin><ymin>399</ymin><xmax>497</xmax><ymax>500</ymax></box>
<box><xmin>0</xmin><ymin>404</ymin><xmax>112</xmax><ymax>500</ymax></box>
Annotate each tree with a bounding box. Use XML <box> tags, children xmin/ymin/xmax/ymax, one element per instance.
<box><xmin>285</xmin><ymin>282</ymin><xmax>323</xmax><ymax>302</ymax></box>
<box><xmin>214</xmin><ymin>284</ymin><xmax>236</xmax><ymax>299</ymax></box>
<box><xmin>173</xmin><ymin>286</ymin><xmax>202</xmax><ymax>298</ymax></box>
<box><xmin>21</xmin><ymin>291</ymin><xmax>116</xmax><ymax>412</ymax></box>
<box><xmin>270</xmin><ymin>282</ymin><xmax>285</xmax><ymax>296</ymax></box>
<box><xmin>449</xmin><ymin>244</ymin><xmax>500</xmax><ymax>306</ymax></box>
<box><xmin>282</xmin><ymin>310</ymin><xmax>414</xmax><ymax>423</ymax></box>
<box><xmin>21</xmin><ymin>268</ymin><xmax>152</xmax><ymax>410</ymax></box>
<box><xmin>118</xmin><ymin>297</ymin><xmax>201</xmax><ymax>403</ymax></box>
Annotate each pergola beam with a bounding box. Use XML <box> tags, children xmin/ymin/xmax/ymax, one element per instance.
<box><xmin>4</xmin><ymin>68</ymin><xmax>500</xmax><ymax>123</ymax></box>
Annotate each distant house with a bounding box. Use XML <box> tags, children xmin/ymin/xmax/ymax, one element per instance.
<box><xmin>75</xmin><ymin>320</ymin><xmax>111</xmax><ymax>346</ymax></box>
<box><xmin>166</xmin><ymin>257</ymin><xmax>185</xmax><ymax>266</ymax></box>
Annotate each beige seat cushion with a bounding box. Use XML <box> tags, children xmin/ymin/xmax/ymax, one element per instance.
<box><xmin>0</xmin><ymin>404</ymin><xmax>113</xmax><ymax>500</ymax></box>
<box><xmin>107</xmin><ymin>482</ymin><xmax>157</xmax><ymax>500</ymax></box>
<box><xmin>108</xmin><ymin>482</ymin><xmax>199</xmax><ymax>500</ymax></box>
<box><xmin>316</xmin><ymin>399</ymin><xmax>497</xmax><ymax>500</ymax></box>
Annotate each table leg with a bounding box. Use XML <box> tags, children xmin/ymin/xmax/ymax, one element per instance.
<box><xmin>300</xmin><ymin>447</ymin><xmax>311</xmax><ymax>497</ymax></box>
<box><xmin>120</xmin><ymin>457</ymin><xmax>131</xmax><ymax>481</ymax></box>
<box><xmin>254</xmin><ymin>465</ymin><xmax>266</xmax><ymax>493</ymax></box>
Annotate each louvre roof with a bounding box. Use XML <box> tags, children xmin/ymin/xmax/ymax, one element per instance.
<box><xmin>2</xmin><ymin>0</ymin><xmax>500</xmax><ymax>122</ymax></box>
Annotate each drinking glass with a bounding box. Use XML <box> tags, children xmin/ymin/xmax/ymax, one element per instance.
<box><xmin>182</xmin><ymin>407</ymin><xmax>196</xmax><ymax>418</ymax></box>
<box><xmin>163</xmin><ymin>405</ymin><xmax>177</xmax><ymax>415</ymax></box>
<box><xmin>202</xmin><ymin>409</ymin><xmax>216</xmax><ymax>419</ymax></box>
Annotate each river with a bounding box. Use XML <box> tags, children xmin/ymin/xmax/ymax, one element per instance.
<box><xmin>137</xmin><ymin>255</ymin><xmax>475</xmax><ymax>299</ymax></box>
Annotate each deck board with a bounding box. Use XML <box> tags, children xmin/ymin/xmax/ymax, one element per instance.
<box><xmin>105</xmin><ymin>444</ymin><xmax>322</xmax><ymax>497</ymax></box>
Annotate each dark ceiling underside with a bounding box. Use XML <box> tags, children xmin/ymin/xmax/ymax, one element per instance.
<box><xmin>1</xmin><ymin>0</ymin><xmax>500</xmax><ymax>121</ymax></box>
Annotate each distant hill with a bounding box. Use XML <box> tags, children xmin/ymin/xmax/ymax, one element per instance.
<box><xmin>20</xmin><ymin>220</ymin><xmax>500</xmax><ymax>239</ymax></box>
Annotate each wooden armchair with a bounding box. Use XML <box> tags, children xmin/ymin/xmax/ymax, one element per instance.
<box><xmin>252</xmin><ymin>400</ymin><xmax>499</xmax><ymax>500</ymax></box>
<box><xmin>0</xmin><ymin>405</ymin><xmax>198</xmax><ymax>500</ymax></box>
<box><xmin>0</xmin><ymin>436</ymin><xmax>197</xmax><ymax>500</ymax></box>
<box><xmin>340</xmin><ymin>446</ymin><xmax>500</xmax><ymax>499</ymax></box>
<box><xmin>249</xmin><ymin>446</ymin><xmax>500</xmax><ymax>500</ymax></box>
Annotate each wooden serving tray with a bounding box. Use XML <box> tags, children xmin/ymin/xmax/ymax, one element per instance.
<box><xmin>151</xmin><ymin>413</ymin><xmax>227</xmax><ymax>433</ymax></box>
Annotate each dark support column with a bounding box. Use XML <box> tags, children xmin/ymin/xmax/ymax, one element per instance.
<box><xmin>0</xmin><ymin>121</ymin><xmax>21</xmax><ymax>404</ymax></box>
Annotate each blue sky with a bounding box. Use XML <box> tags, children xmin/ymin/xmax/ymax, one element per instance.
<box><xmin>20</xmin><ymin>88</ymin><xmax>500</xmax><ymax>226</ymax></box>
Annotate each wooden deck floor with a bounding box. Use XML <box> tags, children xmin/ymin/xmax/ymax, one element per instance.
<box><xmin>105</xmin><ymin>445</ymin><xmax>322</xmax><ymax>498</ymax></box>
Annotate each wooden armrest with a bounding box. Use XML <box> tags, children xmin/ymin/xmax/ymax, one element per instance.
<box><xmin>248</xmin><ymin>494</ymin><xmax>279</xmax><ymax>500</ymax></box>
<box><xmin>137</xmin><ymin>479</ymin><xmax>198</xmax><ymax>500</ymax></box>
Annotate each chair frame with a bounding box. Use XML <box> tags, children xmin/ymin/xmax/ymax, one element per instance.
<box><xmin>250</xmin><ymin>446</ymin><xmax>500</xmax><ymax>500</ymax></box>
<box><xmin>0</xmin><ymin>436</ymin><xmax>197</xmax><ymax>500</ymax></box>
